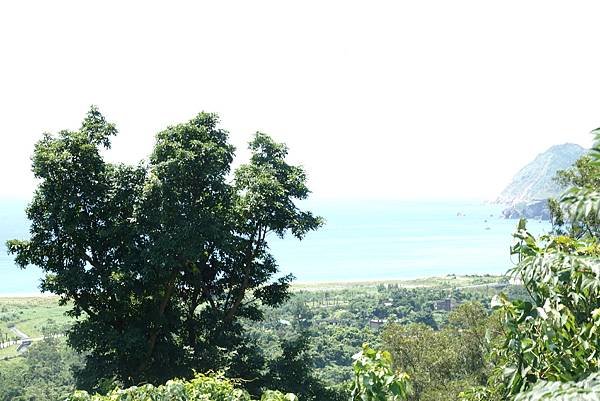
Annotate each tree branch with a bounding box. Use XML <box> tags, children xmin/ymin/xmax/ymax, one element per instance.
<box><xmin>138</xmin><ymin>268</ymin><xmax>179</xmax><ymax>375</ymax></box>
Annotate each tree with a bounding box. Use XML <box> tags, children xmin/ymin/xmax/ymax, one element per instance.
<box><xmin>489</xmin><ymin>219</ymin><xmax>600</xmax><ymax>397</ymax></box>
<box><xmin>7</xmin><ymin>107</ymin><xmax>322</xmax><ymax>389</ymax></box>
<box><xmin>466</xmin><ymin>129</ymin><xmax>600</xmax><ymax>400</ymax></box>
<box><xmin>265</xmin><ymin>333</ymin><xmax>338</xmax><ymax>401</ymax></box>
<box><xmin>0</xmin><ymin>338</ymin><xmax>83</xmax><ymax>401</ymax></box>
<box><xmin>383</xmin><ymin>303</ymin><xmax>495</xmax><ymax>401</ymax></box>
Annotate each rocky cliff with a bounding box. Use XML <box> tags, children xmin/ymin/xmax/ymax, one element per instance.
<box><xmin>497</xmin><ymin>143</ymin><xmax>586</xmax><ymax>220</ymax></box>
<box><xmin>501</xmin><ymin>200</ymin><xmax>552</xmax><ymax>220</ymax></box>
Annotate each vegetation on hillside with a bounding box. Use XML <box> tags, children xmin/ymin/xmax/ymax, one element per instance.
<box><xmin>0</xmin><ymin>337</ymin><xmax>83</xmax><ymax>401</ymax></box>
<box><xmin>0</xmin><ymin>276</ymin><xmax>507</xmax><ymax>401</ymax></box>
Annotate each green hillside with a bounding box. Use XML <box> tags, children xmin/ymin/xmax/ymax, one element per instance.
<box><xmin>497</xmin><ymin>143</ymin><xmax>586</xmax><ymax>204</ymax></box>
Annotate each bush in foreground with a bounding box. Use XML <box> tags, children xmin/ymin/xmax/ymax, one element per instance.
<box><xmin>66</xmin><ymin>373</ymin><xmax>297</xmax><ymax>401</ymax></box>
<box><xmin>350</xmin><ymin>344</ymin><xmax>411</xmax><ymax>401</ymax></box>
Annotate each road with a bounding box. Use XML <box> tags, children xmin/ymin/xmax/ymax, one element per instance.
<box><xmin>10</xmin><ymin>326</ymin><xmax>30</xmax><ymax>340</ymax></box>
<box><xmin>0</xmin><ymin>326</ymin><xmax>42</xmax><ymax>353</ymax></box>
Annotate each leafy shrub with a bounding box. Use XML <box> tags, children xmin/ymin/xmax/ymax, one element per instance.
<box><xmin>514</xmin><ymin>372</ymin><xmax>600</xmax><ymax>401</ymax></box>
<box><xmin>350</xmin><ymin>344</ymin><xmax>411</xmax><ymax>401</ymax></box>
<box><xmin>491</xmin><ymin>222</ymin><xmax>600</xmax><ymax>395</ymax></box>
<box><xmin>484</xmin><ymin>129</ymin><xmax>600</xmax><ymax>400</ymax></box>
<box><xmin>66</xmin><ymin>372</ymin><xmax>297</xmax><ymax>401</ymax></box>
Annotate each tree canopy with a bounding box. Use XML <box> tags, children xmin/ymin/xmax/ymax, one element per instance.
<box><xmin>7</xmin><ymin>107</ymin><xmax>322</xmax><ymax>389</ymax></box>
<box><xmin>460</xmin><ymin>129</ymin><xmax>600</xmax><ymax>401</ymax></box>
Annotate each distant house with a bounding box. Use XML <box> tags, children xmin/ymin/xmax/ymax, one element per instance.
<box><xmin>434</xmin><ymin>298</ymin><xmax>453</xmax><ymax>311</ymax></box>
<box><xmin>369</xmin><ymin>319</ymin><xmax>387</xmax><ymax>329</ymax></box>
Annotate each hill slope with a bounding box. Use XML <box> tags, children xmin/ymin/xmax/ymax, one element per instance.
<box><xmin>497</xmin><ymin>143</ymin><xmax>586</xmax><ymax>205</ymax></box>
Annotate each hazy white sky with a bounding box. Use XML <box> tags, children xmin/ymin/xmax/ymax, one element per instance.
<box><xmin>1</xmin><ymin>1</ymin><xmax>598</xmax><ymax>201</ymax></box>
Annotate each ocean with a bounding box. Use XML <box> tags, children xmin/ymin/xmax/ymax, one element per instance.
<box><xmin>0</xmin><ymin>199</ymin><xmax>550</xmax><ymax>295</ymax></box>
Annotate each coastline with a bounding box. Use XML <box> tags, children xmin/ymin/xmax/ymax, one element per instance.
<box><xmin>0</xmin><ymin>292</ymin><xmax>55</xmax><ymax>298</ymax></box>
<box><xmin>289</xmin><ymin>274</ymin><xmax>504</xmax><ymax>291</ymax></box>
<box><xmin>0</xmin><ymin>274</ymin><xmax>507</xmax><ymax>298</ymax></box>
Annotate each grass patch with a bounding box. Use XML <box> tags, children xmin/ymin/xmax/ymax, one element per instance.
<box><xmin>0</xmin><ymin>344</ymin><xmax>21</xmax><ymax>360</ymax></box>
<box><xmin>0</xmin><ymin>297</ymin><xmax>71</xmax><ymax>338</ymax></box>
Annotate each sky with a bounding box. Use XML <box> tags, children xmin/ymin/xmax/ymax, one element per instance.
<box><xmin>0</xmin><ymin>1</ymin><xmax>598</xmax><ymax>202</ymax></box>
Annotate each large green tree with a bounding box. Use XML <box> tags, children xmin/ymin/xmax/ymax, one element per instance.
<box><xmin>7</xmin><ymin>107</ymin><xmax>322</xmax><ymax>389</ymax></box>
<box><xmin>460</xmin><ymin>129</ymin><xmax>600</xmax><ymax>401</ymax></box>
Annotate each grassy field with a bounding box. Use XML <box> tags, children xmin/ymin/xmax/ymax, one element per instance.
<box><xmin>0</xmin><ymin>297</ymin><xmax>71</xmax><ymax>338</ymax></box>
<box><xmin>0</xmin><ymin>344</ymin><xmax>19</xmax><ymax>359</ymax></box>
<box><xmin>0</xmin><ymin>352</ymin><xmax>24</xmax><ymax>369</ymax></box>
<box><xmin>0</xmin><ymin>296</ymin><xmax>71</xmax><ymax>359</ymax></box>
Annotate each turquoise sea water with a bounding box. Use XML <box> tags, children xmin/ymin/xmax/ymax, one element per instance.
<box><xmin>0</xmin><ymin>199</ymin><xmax>550</xmax><ymax>295</ymax></box>
<box><xmin>0</xmin><ymin>200</ymin><xmax>42</xmax><ymax>295</ymax></box>
<box><xmin>270</xmin><ymin>200</ymin><xmax>550</xmax><ymax>282</ymax></box>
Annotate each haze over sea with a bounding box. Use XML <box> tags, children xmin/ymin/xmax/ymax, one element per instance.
<box><xmin>0</xmin><ymin>199</ymin><xmax>550</xmax><ymax>295</ymax></box>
